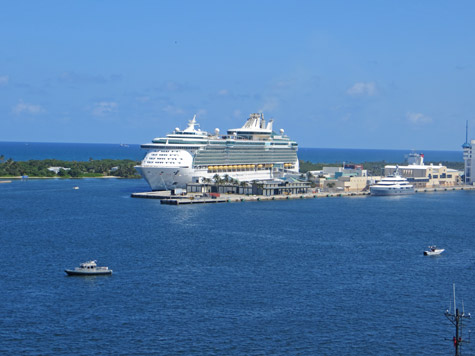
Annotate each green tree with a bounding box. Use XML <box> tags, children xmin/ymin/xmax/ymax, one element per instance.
<box><xmin>57</xmin><ymin>168</ymin><xmax>69</xmax><ymax>177</ymax></box>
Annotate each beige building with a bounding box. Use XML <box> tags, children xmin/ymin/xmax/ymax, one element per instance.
<box><xmin>384</xmin><ymin>153</ymin><xmax>461</xmax><ymax>188</ymax></box>
<box><xmin>309</xmin><ymin>165</ymin><xmax>374</xmax><ymax>192</ymax></box>
<box><xmin>313</xmin><ymin>175</ymin><xmax>380</xmax><ymax>192</ymax></box>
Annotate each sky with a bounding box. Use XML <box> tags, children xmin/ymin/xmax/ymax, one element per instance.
<box><xmin>1</xmin><ymin>0</ymin><xmax>474</xmax><ymax>150</ymax></box>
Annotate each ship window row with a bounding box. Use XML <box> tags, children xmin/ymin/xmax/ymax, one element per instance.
<box><xmin>146</xmin><ymin>157</ymin><xmax>182</xmax><ymax>162</ymax></box>
<box><xmin>146</xmin><ymin>161</ymin><xmax>179</xmax><ymax>165</ymax></box>
<box><xmin>198</xmin><ymin>153</ymin><xmax>297</xmax><ymax>159</ymax></box>
<box><xmin>195</xmin><ymin>155</ymin><xmax>297</xmax><ymax>162</ymax></box>
<box><xmin>197</xmin><ymin>149</ymin><xmax>297</xmax><ymax>155</ymax></box>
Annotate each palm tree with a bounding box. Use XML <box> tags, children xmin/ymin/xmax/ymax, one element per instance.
<box><xmin>213</xmin><ymin>174</ymin><xmax>222</xmax><ymax>184</ymax></box>
<box><xmin>223</xmin><ymin>174</ymin><xmax>230</xmax><ymax>184</ymax></box>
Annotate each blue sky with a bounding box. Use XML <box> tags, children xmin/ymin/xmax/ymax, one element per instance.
<box><xmin>1</xmin><ymin>0</ymin><xmax>474</xmax><ymax>150</ymax></box>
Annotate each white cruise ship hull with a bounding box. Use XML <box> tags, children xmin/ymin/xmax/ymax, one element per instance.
<box><xmin>370</xmin><ymin>186</ymin><xmax>415</xmax><ymax>196</ymax></box>
<box><xmin>135</xmin><ymin>165</ymin><xmax>284</xmax><ymax>191</ymax></box>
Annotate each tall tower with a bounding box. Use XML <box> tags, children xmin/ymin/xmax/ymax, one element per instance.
<box><xmin>462</xmin><ymin>121</ymin><xmax>473</xmax><ymax>185</ymax></box>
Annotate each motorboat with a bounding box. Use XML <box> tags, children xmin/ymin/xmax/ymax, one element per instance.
<box><xmin>370</xmin><ymin>166</ymin><xmax>414</xmax><ymax>196</ymax></box>
<box><xmin>65</xmin><ymin>260</ymin><xmax>112</xmax><ymax>276</ymax></box>
<box><xmin>424</xmin><ymin>246</ymin><xmax>445</xmax><ymax>256</ymax></box>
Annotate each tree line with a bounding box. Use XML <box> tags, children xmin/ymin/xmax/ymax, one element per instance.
<box><xmin>0</xmin><ymin>158</ymin><xmax>141</xmax><ymax>178</ymax></box>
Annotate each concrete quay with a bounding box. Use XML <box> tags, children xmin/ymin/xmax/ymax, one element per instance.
<box><xmin>130</xmin><ymin>185</ymin><xmax>475</xmax><ymax>205</ymax></box>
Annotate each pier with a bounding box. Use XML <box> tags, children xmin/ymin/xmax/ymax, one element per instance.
<box><xmin>131</xmin><ymin>185</ymin><xmax>475</xmax><ymax>205</ymax></box>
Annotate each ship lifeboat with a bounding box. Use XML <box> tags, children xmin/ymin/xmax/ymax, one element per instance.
<box><xmin>257</xmin><ymin>164</ymin><xmax>263</xmax><ymax>169</ymax></box>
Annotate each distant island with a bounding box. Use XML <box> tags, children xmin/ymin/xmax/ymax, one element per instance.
<box><xmin>0</xmin><ymin>157</ymin><xmax>464</xmax><ymax>179</ymax></box>
<box><xmin>0</xmin><ymin>158</ymin><xmax>141</xmax><ymax>178</ymax></box>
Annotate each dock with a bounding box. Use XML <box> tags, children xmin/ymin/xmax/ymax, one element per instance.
<box><xmin>130</xmin><ymin>185</ymin><xmax>475</xmax><ymax>205</ymax></box>
<box><xmin>133</xmin><ymin>190</ymin><xmax>370</xmax><ymax>205</ymax></box>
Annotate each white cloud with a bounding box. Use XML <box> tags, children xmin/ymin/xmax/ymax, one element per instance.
<box><xmin>406</xmin><ymin>112</ymin><xmax>432</xmax><ymax>124</ymax></box>
<box><xmin>162</xmin><ymin>105</ymin><xmax>184</xmax><ymax>115</ymax></box>
<box><xmin>92</xmin><ymin>102</ymin><xmax>118</xmax><ymax>116</ymax></box>
<box><xmin>273</xmin><ymin>79</ymin><xmax>293</xmax><ymax>90</ymax></box>
<box><xmin>347</xmin><ymin>82</ymin><xmax>377</xmax><ymax>96</ymax></box>
<box><xmin>217</xmin><ymin>89</ymin><xmax>229</xmax><ymax>96</ymax></box>
<box><xmin>196</xmin><ymin>108</ymin><xmax>207</xmax><ymax>116</ymax></box>
<box><xmin>59</xmin><ymin>71</ymin><xmax>121</xmax><ymax>84</ymax></box>
<box><xmin>0</xmin><ymin>75</ymin><xmax>8</xmax><ymax>86</ymax></box>
<box><xmin>135</xmin><ymin>96</ymin><xmax>150</xmax><ymax>103</ymax></box>
<box><xmin>12</xmin><ymin>100</ymin><xmax>44</xmax><ymax>115</ymax></box>
<box><xmin>233</xmin><ymin>109</ymin><xmax>242</xmax><ymax>118</ymax></box>
<box><xmin>258</xmin><ymin>97</ymin><xmax>279</xmax><ymax>112</ymax></box>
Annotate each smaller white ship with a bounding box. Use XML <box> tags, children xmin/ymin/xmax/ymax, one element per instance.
<box><xmin>65</xmin><ymin>260</ymin><xmax>113</xmax><ymax>276</ymax></box>
<box><xmin>370</xmin><ymin>166</ymin><xmax>414</xmax><ymax>196</ymax></box>
<box><xmin>424</xmin><ymin>246</ymin><xmax>445</xmax><ymax>256</ymax></box>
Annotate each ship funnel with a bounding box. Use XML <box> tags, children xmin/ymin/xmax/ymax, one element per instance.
<box><xmin>266</xmin><ymin>119</ymin><xmax>274</xmax><ymax>130</ymax></box>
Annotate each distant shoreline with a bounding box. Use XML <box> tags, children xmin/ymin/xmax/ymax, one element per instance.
<box><xmin>0</xmin><ymin>176</ymin><xmax>122</xmax><ymax>179</ymax></box>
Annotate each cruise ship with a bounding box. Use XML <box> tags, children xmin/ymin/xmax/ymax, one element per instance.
<box><xmin>370</xmin><ymin>167</ymin><xmax>415</xmax><ymax>196</ymax></box>
<box><xmin>135</xmin><ymin>113</ymin><xmax>299</xmax><ymax>191</ymax></box>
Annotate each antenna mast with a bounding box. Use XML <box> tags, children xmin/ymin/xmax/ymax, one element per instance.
<box><xmin>445</xmin><ymin>284</ymin><xmax>471</xmax><ymax>356</ymax></box>
<box><xmin>466</xmin><ymin>120</ymin><xmax>469</xmax><ymax>145</ymax></box>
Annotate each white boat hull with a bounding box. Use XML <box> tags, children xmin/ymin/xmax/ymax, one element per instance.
<box><xmin>65</xmin><ymin>269</ymin><xmax>112</xmax><ymax>276</ymax></box>
<box><xmin>424</xmin><ymin>249</ymin><xmax>444</xmax><ymax>256</ymax></box>
<box><xmin>370</xmin><ymin>186</ymin><xmax>415</xmax><ymax>196</ymax></box>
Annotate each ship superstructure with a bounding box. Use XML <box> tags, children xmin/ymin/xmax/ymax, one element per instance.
<box><xmin>135</xmin><ymin>113</ymin><xmax>299</xmax><ymax>190</ymax></box>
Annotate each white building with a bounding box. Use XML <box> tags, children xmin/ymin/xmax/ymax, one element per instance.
<box><xmin>47</xmin><ymin>167</ymin><xmax>71</xmax><ymax>174</ymax></box>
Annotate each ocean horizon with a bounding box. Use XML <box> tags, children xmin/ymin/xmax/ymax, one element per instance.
<box><xmin>0</xmin><ymin>141</ymin><xmax>463</xmax><ymax>163</ymax></box>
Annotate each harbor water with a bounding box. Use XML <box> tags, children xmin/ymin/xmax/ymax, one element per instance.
<box><xmin>1</xmin><ymin>177</ymin><xmax>475</xmax><ymax>355</ymax></box>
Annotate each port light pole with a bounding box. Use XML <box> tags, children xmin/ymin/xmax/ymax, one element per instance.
<box><xmin>445</xmin><ymin>284</ymin><xmax>471</xmax><ymax>356</ymax></box>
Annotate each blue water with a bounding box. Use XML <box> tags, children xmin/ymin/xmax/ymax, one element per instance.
<box><xmin>0</xmin><ymin>142</ymin><xmax>144</xmax><ymax>161</ymax></box>
<box><xmin>1</xmin><ymin>178</ymin><xmax>474</xmax><ymax>355</ymax></box>
<box><xmin>0</xmin><ymin>141</ymin><xmax>463</xmax><ymax>163</ymax></box>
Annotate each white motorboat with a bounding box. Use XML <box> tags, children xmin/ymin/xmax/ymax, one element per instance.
<box><xmin>370</xmin><ymin>166</ymin><xmax>414</xmax><ymax>196</ymax></box>
<box><xmin>424</xmin><ymin>246</ymin><xmax>445</xmax><ymax>256</ymax></box>
<box><xmin>65</xmin><ymin>260</ymin><xmax>112</xmax><ymax>276</ymax></box>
